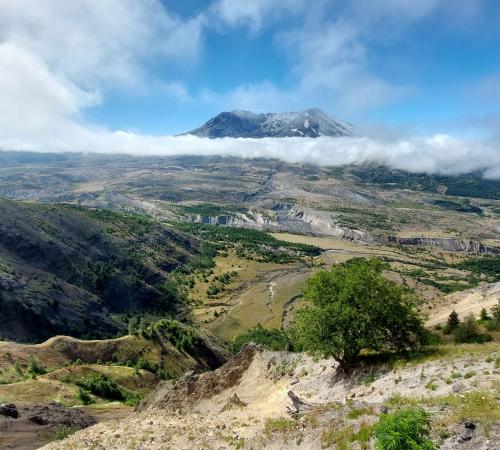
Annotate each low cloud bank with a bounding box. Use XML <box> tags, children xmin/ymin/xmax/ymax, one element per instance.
<box><xmin>2</xmin><ymin>126</ymin><xmax>499</xmax><ymax>179</ymax></box>
<box><xmin>1</xmin><ymin>1</ymin><xmax>498</xmax><ymax>180</ymax></box>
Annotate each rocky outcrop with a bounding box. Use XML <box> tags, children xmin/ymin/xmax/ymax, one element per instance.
<box><xmin>192</xmin><ymin>210</ymin><xmax>279</xmax><ymax>229</ymax></box>
<box><xmin>287</xmin><ymin>206</ymin><xmax>368</xmax><ymax>240</ymax></box>
<box><xmin>0</xmin><ymin>403</ymin><xmax>18</xmax><ymax>419</ymax></box>
<box><xmin>138</xmin><ymin>344</ymin><xmax>260</xmax><ymax>413</ymax></box>
<box><xmin>184</xmin><ymin>204</ymin><xmax>499</xmax><ymax>254</ymax></box>
<box><xmin>373</xmin><ymin>236</ymin><xmax>500</xmax><ymax>254</ymax></box>
<box><xmin>25</xmin><ymin>402</ymin><xmax>96</xmax><ymax>429</ymax></box>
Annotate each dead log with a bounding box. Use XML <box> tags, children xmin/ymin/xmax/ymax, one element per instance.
<box><xmin>286</xmin><ymin>391</ymin><xmax>317</xmax><ymax>418</ymax></box>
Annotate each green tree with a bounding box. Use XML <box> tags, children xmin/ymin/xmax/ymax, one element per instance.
<box><xmin>444</xmin><ymin>310</ymin><xmax>460</xmax><ymax>334</ymax></box>
<box><xmin>128</xmin><ymin>317</ymin><xmax>138</xmax><ymax>336</ymax></box>
<box><xmin>480</xmin><ymin>308</ymin><xmax>490</xmax><ymax>321</ymax></box>
<box><xmin>138</xmin><ymin>317</ymin><xmax>148</xmax><ymax>337</ymax></box>
<box><xmin>27</xmin><ymin>354</ymin><xmax>46</xmax><ymax>377</ymax></box>
<box><xmin>229</xmin><ymin>325</ymin><xmax>291</xmax><ymax>353</ymax></box>
<box><xmin>453</xmin><ymin>313</ymin><xmax>491</xmax><ymax>343</ymax></box>
<box><xmin>487</xmin><ymin>301</ymin><xmax>500</xmax><ymax>331</ymax></box>
<box><xmin>291</xmin><ymin>258</ymin><xmax>427</xmax><ymax>370</ymax></box>
<box><xmin>491</xmin><ymin>301</ymin><xmax>500</xmax><ymax>322</ymax></box>
<box><xmin>77</xmin><ymin>387</ymin><xmax>93</xmax><ymax>405</ymax></box>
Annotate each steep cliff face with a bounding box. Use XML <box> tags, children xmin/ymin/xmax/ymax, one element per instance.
<box><xmin>184</xmin><ymin>206</ymin><xmax>363</xmax><ymax>239</ymax></box>
<box><xmin>287</xmin><ymin>206</ymin><xmax>368</xmax><ymax>240</ymax></box>
<box><xmin>374</xmin><ymin>236</ymin><xmax>500</xmax><ymax>254</ymax></box>
<box><xmin>182</xmin><ymin>205</ymin><xmax>499</xmax><ymax>255</ymax></box>
<box><xmin>192</xmin><ymin>210</ymin><xmax>279</xmax><ymax>229</ymax></box>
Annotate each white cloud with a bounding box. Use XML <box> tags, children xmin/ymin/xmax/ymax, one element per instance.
<box><xmin>203</xmin><ymin>18</ymin><xmax>413</xmax><ymax>114</ymax></box>
<box><xmin>0</xmin><ymin>0</ymin><xmax>205</xmax><ymax>147</ymax></box>
<box><xmin>2</xmin><ymin>127</ymin><xmax>498</xmax><ymax>179</ymax></box>
<box><xmin>279</xmin><ymin>21</ymin><xmax>413</xmax><ymax>112</ymax></box>
<box><xmin>0</xmin><ymin>0</ymin><xmax>204</xmax><ymax>88</ymax></box>
<box><xmin>212</xmin><ymin>0</ymin><xmax>306</xmax><ymax>31</ymax></box>
<box><xmin>0</xmin><ymin>42</ymin><xmax>99</xmax><ymax>140</ymax></box>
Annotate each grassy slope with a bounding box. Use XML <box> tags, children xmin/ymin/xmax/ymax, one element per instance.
<box><xmin>0</xmin><ymin>331</ymin><xmax>227</xmax><ymax>380</ymax></box>
<box><xmin>0</xmin><ymin>324</ymin><xmax>229</xmax><ymax>406</ymax></box>
<box><xmin>0</xmin><ymin>365</ymin><xmax>159</xmax><ymax>406</ymax></box>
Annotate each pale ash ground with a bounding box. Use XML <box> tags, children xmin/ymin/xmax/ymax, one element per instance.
<box><xmin>42</xmin><ymin>342</ymin><xmax>499</xmax><ymax>450</ymax></box>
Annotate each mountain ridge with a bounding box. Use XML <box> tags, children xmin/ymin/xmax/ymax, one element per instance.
<box><xmin>183</xmin><ymin>108</ymin><xmax>358</xmax><ymax>138</ymax></box>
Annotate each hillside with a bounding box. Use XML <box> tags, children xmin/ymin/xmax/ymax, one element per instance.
<box><xmin>0</xmin><ymin>324</ymin><xmax>229</xmax><ymax>449</ymax></box>
<box><xmin>426</xmin><ymin>282</ymin><xmax>500</xmax><ymax>327</ymax></box>
<box><xmin>0</xmin><ymin>327</ymin><xmax>227</xmax><ymax>381</ymax></box>
<box><xmin>0</xmin><ymin>199</ymin><xmax>199</xmax><ymax>342</ymax></box>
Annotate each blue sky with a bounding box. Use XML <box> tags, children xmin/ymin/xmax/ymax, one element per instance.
<box><xmin>80</xmin><ymin>0</ymin><xmax>500</xmax><ymax>135</ymax></box>
<box><xmin>0</xmin><ymin>0</ymin><xmax>500</xmax><ymax>178</ymax></box>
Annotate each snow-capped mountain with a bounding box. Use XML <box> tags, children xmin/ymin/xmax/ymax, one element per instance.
<box><xmin>183</xmin><ymin>108</ymin><xmax>358</xmax><ymax>138</ymax></box>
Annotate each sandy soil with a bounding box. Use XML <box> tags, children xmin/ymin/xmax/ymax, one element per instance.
<box><xmin>41</xmin><ymin>345</ymin><xmax>499</xmax><ymax>450</ymax></box>
<box><xmin>427</xmin><ymin>282</ymin><xmax>500</xmax><ymax>327</ymax></box>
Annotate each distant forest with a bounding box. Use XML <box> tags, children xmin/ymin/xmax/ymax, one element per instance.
<box><xmin>353</xmin><ymin>166</ymin><xmax>500</xmax><ymax>200</ymax></box>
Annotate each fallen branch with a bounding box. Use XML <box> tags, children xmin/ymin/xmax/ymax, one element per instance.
<box><xmin>286</xmin><ymin>391</ymin><xmax>317</xmax><ymax>418</ymax></box>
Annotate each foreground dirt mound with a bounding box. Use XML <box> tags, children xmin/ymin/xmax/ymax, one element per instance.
<box><xmin>22</xmin><ymin>402</ymin><xmax>96</xmax><ymax>429</ymax></box>
<box><xmin>138</xmin><ymin>344</ymin><xmax>259</xmax><ymax>412</ymax></box>
<box><xmin>42</xmin><ymin>344</ymin><xmax>499</xmax><ymax>449</ymax></box>
<box><xmin>0</xmin><ymin>402</ymin><xmax>96</xmax><ymax>450</ymax></box>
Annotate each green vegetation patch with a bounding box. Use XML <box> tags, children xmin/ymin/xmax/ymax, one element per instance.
<box><xmin>374</xmin><ymin>407</ymin><xmax>435</xmax><ymax>450</ymax></box>
<box><xmin>229</xmin><ymin>325</ymin><xmax>291</xmax><ymax>353</ymax></box>
<box><xmin>432</xmin><ymin>199</ymin><xmax>482</xmax><ymax>214</ymax></box>
<box><xmin>455</xmin><ymin>255</ymin><xmax>500</xmax><ymax>281</ymax></box>
<box><xmin>352</xmin><ymin>165</ymin><xmax>500</xmax><ymax>200</ymax></box>
<box><xmin>65</xmin><ymin>373</ymin><xmax>143</xmax><ymax>407</ymax></box>
<box><xmin>264</xmin><ymin>417</ymin><xmax>297</xmax><ymax>435</ymax></box>
<box><xmin>428</xmin><ymin>389</ymin><xmax>500</xmax><ymax>426</ymax></box>
<box><xmin>173</xmin><ymin>223</ymin><xmax>321</xmax><ymax>263</ymax></box>
<box><xmin>54</xmin><ymin>425</ymin><xmax>78</xmax><ymax>441</ymax></box>
<box><xmin>325</xmin><ymin>166</ymin><xmax>345</xmax><ymax>179</ymax></box>
<box><xmin>172</xmin><ymin>203</ymin><xmax>247</xmax><ymax>217</ymax></box>
<box><xmin>141</xmin><ymin>319</ymin><xmax>201</xmax><ymax>353</ymax></box>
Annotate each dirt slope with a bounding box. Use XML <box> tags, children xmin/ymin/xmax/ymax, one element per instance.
<box><xmin>426</xmin><ymin>282</ymin><xmax>500</xmax><ymax>327</ymax></box>
<box><xmin>41</xmin><ymin>344</ymin><xmax>499</xmax><ymax>450</ymax></box>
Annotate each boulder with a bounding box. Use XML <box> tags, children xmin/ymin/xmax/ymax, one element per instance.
<box><xmin>0</xmin><ymin>403</ymin><xmax>19</xmax><ymax>419</ymax></box>
<box><xmin>458</xmin><ymin>421</ymin><xmax>476</xmax><ymax>443</ymax></box>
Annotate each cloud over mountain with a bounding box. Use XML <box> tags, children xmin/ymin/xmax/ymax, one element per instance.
<box><xmin>0</xmin><ymin>0</ymin><xmax>498</xmax><ymax>179</ymax></box>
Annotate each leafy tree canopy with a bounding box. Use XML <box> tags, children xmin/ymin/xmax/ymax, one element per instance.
<box><xmin>291</xmin><ymin>258</ymin><xmax>427</xmax><ymax>369</ymax></box>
